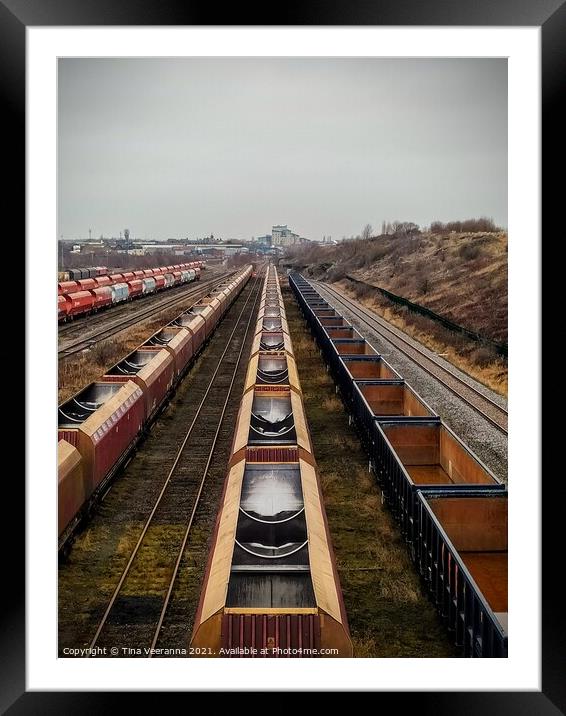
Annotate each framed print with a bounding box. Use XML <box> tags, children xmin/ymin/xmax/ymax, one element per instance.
<box><xmin>7</xmin><ymin>0</ymin><xmax>558</xmax><ymax>708</ymax></box>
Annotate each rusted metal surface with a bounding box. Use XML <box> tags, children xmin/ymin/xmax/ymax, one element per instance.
<box><xmin>245</xmin><ymin>446</ymin><xmax>299</xmax><ymax>463</ymax></box>
<box><xmin>417</xmin><ymin>491</ymin><xmax>508</xmax><ymax>657</ymax></box>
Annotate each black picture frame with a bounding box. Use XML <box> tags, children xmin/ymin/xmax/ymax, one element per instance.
<box><xmin>9</xmin><ymin>0</ymin><xmax>558</xmax><ymax>709</ymax></box>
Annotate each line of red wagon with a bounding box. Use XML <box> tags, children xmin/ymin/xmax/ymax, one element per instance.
<box><xmin>58</xmin><ymin>261</ymin><xmax>204</xmax><ymax>322</ymax></box>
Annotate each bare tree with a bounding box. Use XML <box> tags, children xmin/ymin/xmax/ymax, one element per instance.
<box><xmin>361</xmin><ymin>223</ymin><xmax>373</xmax><ymax>240</ymax></box>
<box><xmin>430</xmin><ymin>217</ymin><xmax>500</xmax><ymax>234</ymax></box>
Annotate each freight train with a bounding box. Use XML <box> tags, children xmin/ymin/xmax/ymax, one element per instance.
<box><xmin>57</xmin><ymin>265</ymin><xmax>252</xmax><ymax>552</ymax></box>
<box><xmin>58</xmin><ymin>266</ymin><xmax>109</xmax><ymax>281</ymax></box>
<box><xmin>190</xmin><ymin>266</ymin><xmax>353</xmax><ymax>658</ymax></box>
<box><xmin>57</xmin><ymin>261</ymin><xmax>204</xmax><ymax>322</ymax></box>
<box><xmin>289</xmin><ymin>272</ymin><xmax>508</xmax><ymax>658</ymax></box>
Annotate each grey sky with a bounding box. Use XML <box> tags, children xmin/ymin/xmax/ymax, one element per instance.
<box><xmin>58</xmin><ymin>58</ymin><xmax>507</xmax><ymax>241</ymax></box>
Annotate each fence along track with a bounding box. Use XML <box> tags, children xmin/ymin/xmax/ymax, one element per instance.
<box><xmin>86</xmin><ymin>273</ymin><xmax>263</xmax><ymax>655</ymax></box>
<box><xmin>344</xmin><ymin>273</ymin><xmax>507</xmax><ymax>357</ymax></box>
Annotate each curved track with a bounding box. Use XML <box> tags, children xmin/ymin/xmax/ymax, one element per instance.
<box><xmin>85</xmin><ymin>273</ymin><xmax>263</xmax><ymax>656</ymax></box>
<box><xmin>312</xmin><ymin>280</ymin><xmax>508</xmax><ymax>435</ymax></box>
<box><xmin>58</xmin><ymin>270</ymin><xmax>234</xmax><ymax>358</ymax></box>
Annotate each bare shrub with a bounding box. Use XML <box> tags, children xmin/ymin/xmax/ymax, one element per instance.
<box><xmin>91</xmin><ymin>340</ymin><xmax>116</xmax><ymax>364</ymax></box>
<box><xmin>430</xmin><ymin>217</ymin><xmax>500</xmax><ymax>233</ymax></box>
<box><xmin>418</xmin><ymin>277</ymin><xmax>430</xmax><ymax>295</ymax></box>
<box><xmin>470</xmin><ymin>345</ymin><xmax>499</xmax><ymax>367</ymax></box>
<box><xmin>361</xmin><ymin>223</ymin><xmax>373</xmax><ymax>240</ymax></box>
<box><xmin>328</xmin><ymin>265</ymin><xmax>346</xmax><ymax>282</ymax></box>
<box><xmin>366</xmin><ymin>244</ymin><xmax>389</xmax><ymax>265</ymax></box>
<box><xmin>354</xmin><ymin>283</ymin><xmax>375</xmax><ymax>300</ymax></box>
<box><xmin>458</xmin><ymin>243</ymin><xmax>481</xmax><ymax>261</ymax></box>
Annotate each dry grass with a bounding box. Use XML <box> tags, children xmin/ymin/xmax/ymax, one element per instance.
<box><xmin>336</xmin><ymin>281</ymin><xmax>507</xmax><ymax>396</ymax></box>
<box><xmin>283</xmin><ymin>286</ymin><xmax>456</xmax><ymax>658</ymax></box>
<box><xmin>285</xmin><ymin>229</ymin><xmax>507</xmax><ymax>372</ymax></box>
<box><xmin>58</xmin><ymin>296</ymin><xmax>205</xmax><ymax>403</ymax></box>
<box><xmin>321</xmin><ymin>395</ymin><xmax>342</xmax><ymax>412</ymax></box>
<box><xmin>120</xmin><ymin>524</ymin><xmax>187</xmax><ymax>597</ymax></box>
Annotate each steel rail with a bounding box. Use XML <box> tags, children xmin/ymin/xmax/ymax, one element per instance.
<box><xmin>148</xmin><ymin>273</ymin><xmax>263</xmax><ymax>654</ymax></box>
<box><xmin>311</xmin><ymin>280</ymin><xmax>508</xmax><ymax>435</ymax></box>
<box><xmin>86</xmin><ymin>272</ymin><xmax>263</xmax><ymax>654</ymax></box>
<box><xmin>58</xmin><ymin>271</ymin><xmax>235</xmax><ymax>358</ymax></box>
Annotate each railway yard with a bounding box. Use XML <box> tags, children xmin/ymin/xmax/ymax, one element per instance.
<box><xmin>59</xmin><ymin>268</ymin><xmax>229</xmax><ymax>358</ymax></box>
<box><xmin>58</xmin><ymin>262</ymin><xmax>508</xmax><ymax>658</ymax></box>
<box><xmin>59</xmin><ymin>270</ymin><xmax>261</xmax><ymax>654</ymax></box>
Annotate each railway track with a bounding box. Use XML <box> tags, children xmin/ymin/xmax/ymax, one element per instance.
<box><xmin>58</xmin><ymin>270</ymin><xmax>224</xmax><ymax>338</ymax></box>
<box><xmin>312</xmin><ymin>280</ymin><xmax>508</xmax><ymax>435</ymax></box>
<box><xmin>58</xmin><ymin>270</ymin><xmax>234</xmax><ymax>358</ymax></box>
<box><xmin>84</xmin><ymin>272</ymin><xmax>263</xmax><ymax>656</ymax></box>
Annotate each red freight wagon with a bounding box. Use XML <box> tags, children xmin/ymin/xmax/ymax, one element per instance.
<box><xmin>159</xmin><ymin>266</ymin><xmax>169</xmax><ymax>273</ymax></box>
<box><xmin>77</xmin><ymin>278</ymin><xmax>97</xmax><ymax>292</ymax></box>
<box><xmin>126</xmin><ymin>278</ymin><xmax>144</xmax><ymax>298</ymax></box>
<box><xmin>173</xmin><ymin>264</ymin><xmax>181</xmax><ymax>271</ymax></box>
<box><xmin>91</xmin><ymin>286</ymin><xmax>113</xmax><ymax>310</ymax></box>
<box><xmin>58</xmin><ymin>280</ymin><xmax>79</xmax><ymax>296</ymax></box>
<box><xmin>166</xmin><ymin>265</ymin><xmax>175</xmax><ymax>272</ymax></box>
<box><xmin>58</xmin><ymin>439</ymin><xmax>84</xmax><ymax>537</ymax></box>
<box><xmin>104</xmin><ymin>347</ymin><xmax>175</xmax><ymax>421</ymax></box>
<box><xmin>195</xmin><ymin>267</ymin><xmax>201</xmax><ymax>280</ymax></box>
<box><xmin>109</xmin><ymin>273</ymin><xmax>124</xmax><ymax>283</ymax></box>
<box><xmin>58</xmin><ymin>380</ymin><xmax>145</xmax><ymax>498</ymax></box>
<box><xmin>154</xmin><ymin>274</ymin><xmax>166</xmax><ymax>290</ymax></box>
<box><xmin>144</xmin><ymin>326</ymin><xmax>194</xmax><ymax>376</ymax></box>
<box><xmin>94</xmin><ymin>275</ymin><xmax>112</xmax><ymax>288</ymax></box>
<box><xmin>133</xmin><ymin>270</ymin><xmax>145</xmax><ymax>279</ymax></box>
<box><xmin>143</xmin><ymin>269</ymin><xmax>155</xmax><ymax>277</ymax></box>
<box><xmin>58</xmin><ymin>294</ymin><xmax>70</xmax><ymax>321</ymax></box>
<box><xmin>121</xmin><ymin>271</ymin><xmax>135</xmax><ymax>282</ymax></box>
<box><xmin>67</xmin><ymin>290</ymin><xmax>95</xmax><ymax>317</ymax></box>
<box><xmin>172</xmin><ymin>271</ymin><xmax>182</xmax><ymax>284</ymax></box>
<box><xmin>95</xmin><ymin>266</ymin><xmax>108</xmax><ymax>276</ymax></box>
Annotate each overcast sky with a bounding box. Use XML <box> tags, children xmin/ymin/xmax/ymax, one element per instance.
<box><xmin>58</xmin><ymin>58</ymin><xmax>507</xmax><ymax>241</ymax></box>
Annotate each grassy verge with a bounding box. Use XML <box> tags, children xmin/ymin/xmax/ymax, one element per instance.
<box><xmin>58</xmin><ymin>300</ymin><xmax>204</xmax><ymax>403</ymax></box>
<box><xmin>335</xmin><ymin>279</ymin><xmax>507</xmax><ymax>397</ymax></box>
<box><xmin>282</xmin><ymin>285</ymin><xmax>456</xmax><ymax>658</ymax></box>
